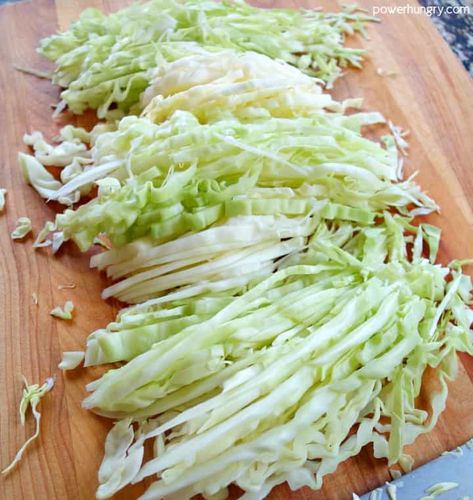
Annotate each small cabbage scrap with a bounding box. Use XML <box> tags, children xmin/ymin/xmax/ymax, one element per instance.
<box><xmin>399</xmin><ymin>454</ymin><xmax>414</xmax><ymax>473</ymax></box>
<box><xmin>441</xmin><ymin>446</ymin><xmax>463</xmax><ymax>457</ymax></box>
<box><xmin>0</xmin><ymin>188</ymin><xmax>6</xmax><ymax>211</ymax></box>
<box><xmin>11</xmin><ymin>217</ymin><xmax>32</xmax><ymax>240</ymax></box>
<box><xmin>2</xmin><ymin>376</ymin><xmax>54</xmax><ymax>475</ymax></box>
<box><xmin>58</xmin><ymin>283</ymin><xmax>76</xmax><ymax>290</ymax></box>
<box><xmin>389</xmin><ymin>468</ymin><xmax>402</xmax><ymax>480</ymax></box>
<box><xmin>369</xmin><ymin>490</ymin><xmax>383</xmax><ymax>500</ymax></box>
<box><xmin>14</xmin><ymin>65</ymin><xmax>52</xmax><ymax>79</ymax></box>
<box><xmin>388</xmin><ymin>121</ymin><xmax>409</xmax><ymax>156</ymax></box>
<box><xmin>96</xmin><ymin>418</ymin><xmax>144</xmax><ymax>500</ymax></box>
<box><xmin>58</xmin><ymin>351</ymin><xmax>84</xmax><ymax>370</ymax></box>
<box><xmin>23</xmin><ymin>129</ymin><xmax>90</xmax><ymax>167</ymax></box>
<box><xmin>377</xmin><ymin>68</ymin><xmax>398</xmax><ymax>77</ymax></box>
<box><xmin>420</xmin><ymin>482</ymin><xmax>458</xmax><ymax>500</ymax></box>
<box><xmin>386</xmin><ymin>482</ymin><xmax>397</xmax><ymax>500</ymax></box>
<box><xmin>19</xmin><ymin>153</ymin><xmax>78</xmax><ymax>206</ymax></box>
<box><xmin>50</xmin><ymin>300</ymin><xmax>74</xmax><ymax>320</ymax></box>
<box><xmin>33</xmin><ymin>221</ymin><xmax>56</xmax><ymax>248</ymax></box>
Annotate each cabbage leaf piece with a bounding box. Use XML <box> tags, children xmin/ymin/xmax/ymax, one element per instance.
<box><xmin>58</xmin><ymin>351</ymin><xmax>85</xmax><ymax>370</ymax></box>
<box><xmin>11</xmin><ymin>217</ymin><xmax>32</xmax><ymax>240</ymax></box>
<box><xmin>50</xmin><ymin>300</ymin><xmax>74</xmax><ymax>320</ymax></box>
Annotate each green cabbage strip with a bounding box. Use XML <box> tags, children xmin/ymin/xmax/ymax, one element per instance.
<box><xmin>80</xmin><ymin>216</ymin><xmax>472</xmax><ymax>499</ymax></box>
<box><xmin>38</xmin><ymin>0</ymin><xmax>375</xmax><ymax>116</ymax></box>
<box><xmin>2</xmin><ymin>377</ymin><xmax>55</xmax><ymax>475</ymax></box>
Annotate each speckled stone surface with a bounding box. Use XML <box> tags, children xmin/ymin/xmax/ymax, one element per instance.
<box><xmin>419</xmin><ymin>0</ymin><xmax>473</xmax><ymax>75</ymax></box>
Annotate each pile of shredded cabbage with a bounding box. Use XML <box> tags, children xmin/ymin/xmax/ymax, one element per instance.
<box><xmin>21</xmin><ymin>51</ymin><xmax>435</xmax><ymax>305</ymax></box>
<box><xmin>11</xmin><ymin>11</ymin><xmax>473</xmax><ymax>500</ymax></box>
<box><xmin>38</xmin><ymin>0</ymin><xmax>375</xmax><ymax>116</ymax></box>
<box><xmin>83</xmin><ymin>215</ymin><xmax>473</xmax><ymax>499</ymax></box>
<box><xmin>50</xmin><ymin>109</ymin><xmax>433</xmax><ymax>231</ymax></box>
<box><xmin>24</xmin><ymin>99</ymin><xmax>436</xmax><ymax>301</ymax></box>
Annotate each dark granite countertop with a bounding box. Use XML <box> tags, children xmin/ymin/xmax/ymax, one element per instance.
<box><xmin>0</xmin><ymin>0</ymin><xmax>471</xmax><ymax>76</ymax></box>
<box><xmin>419</xmin><ymin>0</ymin><xmax>472</xmax><ymax>75</ymax></box>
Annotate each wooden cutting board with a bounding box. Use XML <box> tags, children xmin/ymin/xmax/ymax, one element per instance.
<box><xmin>1</xmin><ymin>0</ymin><xmax>472</xmax><ymax>498</ymax></box>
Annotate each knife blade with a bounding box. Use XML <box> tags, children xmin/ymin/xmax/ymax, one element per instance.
<box><xmin>361</xmin><ymin>440</ymin><xmax>473</xmax><ymax>499</ymax></box>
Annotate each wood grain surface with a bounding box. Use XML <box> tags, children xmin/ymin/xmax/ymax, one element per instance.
<box><xmin>0</xmin><ymin>1</ymin><xmax>472</xmax><ymax>499</ymax></box>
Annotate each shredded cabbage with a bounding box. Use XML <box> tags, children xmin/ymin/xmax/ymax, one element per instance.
<box><xmin>10</xmin><ymin>10</ymin><xmax>472</xmax><ymax>499</ymax></box>
<box><xmin>81</xmin><ymin>215</ymin><xmax>473</xmax><ymax>499</ymax></box>
<box><xmin>11</xmin><ymin>217</ymin><xmax>32</xmax><ymax>240</ymax></box>
<box><xmin>2</xmin><ymin>377</ymin><xmax>55</xmax><ymax>474</ymax></box>
<box><xmin>39</xmin><ymin>0</ymin><xmax>375</xmax><ymax>116</ymax></box>
<box><xmin>45</xmin><ymin>110</ymin><xmax>435</xmax><ymax>253</ymax></box>
<box><xmin>142</xmin><ymin>51</ymin><xmax>335</xmax><ymax>123</ymax></box>
<box><xmin>420</xmin><ymin>481</ymin><xmax>459</xmax><ymax>500</ymax></box>
<box><xmin>58</xmin><ymin>351</ymin><xmax>85</xmax><ymax>370</ymax></box>
<box><xmin>50</xmin><ymin>300</ymin><xmax>74</xmax><ymax>320</ymax></box>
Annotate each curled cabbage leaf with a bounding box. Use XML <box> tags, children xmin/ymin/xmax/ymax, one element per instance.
<box><xmin>50</xmin><ymin>300</ymin><xmax>74</xmax><ymax>320</ymax></box>
<box><xmin>11</xmin><ymin>217</ymin><xmax>32</xmax><ymax>240</ymax></box>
